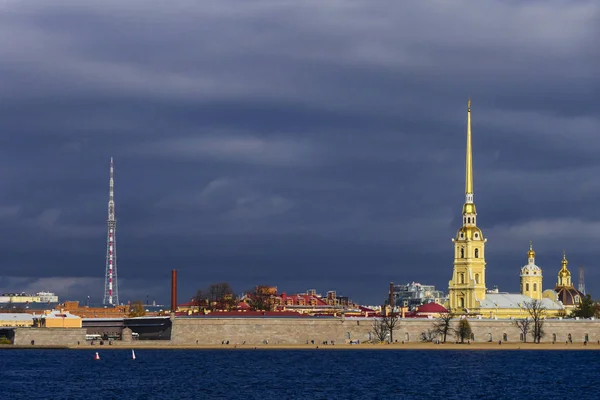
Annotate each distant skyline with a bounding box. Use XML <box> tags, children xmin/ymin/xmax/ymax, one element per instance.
<box><xmin>0</xmin><ymin>1</ymin><xmax>599</xmax><ymax>305</ymax></box>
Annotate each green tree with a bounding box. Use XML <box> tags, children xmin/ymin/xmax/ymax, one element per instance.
<box><xmin>128</xmin><ymin>301</ymin><xmax>146</xmax><ymax>317</ymax></box>
<box><xmin>456</xmin><ymin>318</ymin><xmax>472</xmax><ymax>343</ymax></box>
<box><xmin>572</xmin><ymin>294</ymin><xmax>599</xmax><ymax>319</ymax></box>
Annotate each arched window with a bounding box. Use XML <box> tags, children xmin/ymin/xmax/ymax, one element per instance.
<box><xmin>405</xmin><ymin>332</ymin><xmax>409</xmax><ymax>342</ymax></box>
<box><xmin>526</xmin><ymin>283</ymin><xmax>530</xmax><ymax>291</ymax></box>
<box><xmin>459</xmin><ymin>298</ymin><xmax>465</xmax><ymax>308</ymax></box>
<box><xmin>468</xmin><ymin>217</ymin><xmax>471</xmax><ymax>224</ymax></box>
<box><xmin>460</xmin><ymin>273</ymin><xmax>465</xmax><ymax>284</ymax></box>
<box><xmin>460</xmin><ymin>248</ymin><xmax>465</xmax><ymax>258</ymax></box>
<box><xmin>488</xmin><ymin>333</ymin><xmax>492</xmax><ymax>342</ymax></box>
<box><xmin>568</xmin><ymin>333</ymin><xmax>572</xmax><ymax>343</ymax></box>
<box><xmin>503</xmin><ymin>333</ymin><xmax>508</xmax><ymax>342</ymax></box>
<box><xmin>585</xmin><ymin>334</ymin><xmax>589</xmax><ymax>342</ymax></box>
<box><xmin>533</xmin><ymin>283</ymin><xmax>537</xmax><ymax>291</ymax></box>
<box><xmin>475</xmin><ymin>248</ymin><xmax>479</xmax><ymax>258</ymax></box>
<box><xmin>552</xmin><ymin>333</ymin><xmax>557</xmax><ymax>342</ymax></box>
<box><xmin>475</xmin><ymin>274</ymin><xmax>479</xmax><ymax>284</ymax></box>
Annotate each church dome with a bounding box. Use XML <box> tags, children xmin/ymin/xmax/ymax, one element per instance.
<box><xmin>521</xmin><ymin>264</ymin><xmax>542</xmax><ymax>276</ymax></box>
<box><xmin>555</xmin><ymin>286</ymin><xmax>583</xmax><ymax>306</ymax></box>
<box><xmin>520</xmin><ymin>242</ymin><xmax>542</xmax><ymax>276</ymax></box>
<box><xmin>456</xmin><ymin>226</ymin><xmax>484</xmax><ymax>241</ymax></box>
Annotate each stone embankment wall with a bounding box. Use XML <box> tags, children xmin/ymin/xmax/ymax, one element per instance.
<box><xmin>171</xmin><ymin>317</ymin><xmax>600</xmax><ymax>345</ymax></box>
<box><xmin>13</xmin><ymin>328</ymin><xmax>86</xmax><ymax>346</ymax></box>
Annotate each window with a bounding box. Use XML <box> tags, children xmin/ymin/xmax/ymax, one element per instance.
<box><xmin>526</xmin><ymin>283</ymin><xmax>530</xmax><ymax>291</ymax></box>
<box><xmin>474</xmin><ymin>233</ymin><xmax>478</xmax><ymax>239</ymax></box>
<box><xmin>568</xmin><ymin>334</ymin><xmax>572</xmax><ymax>343</ymax></box>
<box><xmin>475</xmin><ymin>274</ymin><xmax>479</xmax><ymax>284</ymax></box>
<box><xmin>552</xmin><ymin>333</ymin><xmax>557</xmax><ymax>342</ymax></box>
<box><xmin>503</xmin><ymin>333</ymin><xmax>508</xmax><ymax>342</ymax></box>
<box><xmin>459</xmin><ymin>273</ymin><xmax>465</xmax><ymax>284</ymax></box>
<box><xmin>575</xmin><ymin>295</ymin><xmax>580</xmax><ymax>303</ymax></box>
<box><xmin>533</xmin><ymin>283</ymin><xmax>537</xmax><ymax>291</ymax></box>
<box><xmin>460</xmin><ymin>248</ymin><xmax>465</xmax><ymax>258</ymax></box>
<box><xmin>585</xmin><ymin>334</ymin><xmax>589</xmax><ymax>342</ymax></box>
<box><xmin>459</xmin><ymin>298</ymin><xmax>465</xmax><ymax>308</ymax></box>
<box><xmin>475</xmin><ymin>249</ymin><xmax>479</xmax><ymax>258</ymax></box>
<box><xmin>468</xmin><ymin>217</ymin><xmax>471</xmax><ymax>223</ymax></box>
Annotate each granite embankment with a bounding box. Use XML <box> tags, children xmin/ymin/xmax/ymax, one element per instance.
<box><xmin>5</xmin><ymin>317</ymin><xmax>600</xmax><ymax>349</ymax></box>
<box><xmin>170</xmin><ymin>316</ymin><xmax>600</xmax><ymax>345</ymax></box>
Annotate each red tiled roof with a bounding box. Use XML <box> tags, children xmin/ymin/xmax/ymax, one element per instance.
<box><xmin>416</xmin><ymin>303</ymin><xmax>447</xmax><ymax>313</ymax></box>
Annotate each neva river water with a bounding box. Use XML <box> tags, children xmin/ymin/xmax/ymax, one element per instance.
<box><xmin>0</xmin><ymin>349</ymin><xmax>594</xmax><ymax>399</ymax></box>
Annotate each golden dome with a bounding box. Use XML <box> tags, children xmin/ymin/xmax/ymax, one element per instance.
<box><xmin>559</xmin><ymin>252</ymin><xmax>570</xmax><ymax>277</ymax></box>
<box><xmin>527</xmin><ymin>241</ymin><xmax>535</xmax><ymax>259</ymax></box>
<box><xmin>462</xmin><ymin>203</ymin><xmax>477</xmax><ymax>214</ymax></box>
<box><xmin>456</xmin><ymin>226</ymin><xmax>484</xmax><ymax>241</ymax></box>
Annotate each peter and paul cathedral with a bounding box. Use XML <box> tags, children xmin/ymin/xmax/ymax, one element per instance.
<box><xmin>447</xmin><ymin>100</ymin><xmax>573</xmax><ymax>318</ymax></box>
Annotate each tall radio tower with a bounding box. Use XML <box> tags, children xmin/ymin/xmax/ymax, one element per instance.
<box><xmin>578</xmin><ymin>265</ymin><xmax>586</xmax><ymax>295</ymax></box>
<box><xmin>103</xmin><ymin>157</ymin><xmax>119</xmax><ymax>305</ymax></box>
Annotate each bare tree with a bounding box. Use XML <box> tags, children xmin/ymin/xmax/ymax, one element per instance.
<box><xmin>420</xmin><ymin>329</ymin><xmax>437</xmax><ymax>342</ymax></box>
<box><xmin>196</xmin><ymin>282</ymin><xmax>237</xmax><ymax>311</ymax></box>
<box><xmin>382</xmin><ymin>313</ymin><xmax>400</xmax><ymax>343</ymax></box>
<box><xmin>371</xmin><ymin>318</ymin><xmax>388</xmax><ymax>343</ymax></box>
<box><xmin>246</xmin><ymin>285</ymin><xmax>276</xmax><ymax>311</ymax></box>
<box><xmin>513</xmin><ymin>318</ymin><xmax>531</xmax><ymax>343</ymax></box>
<box><xmin>433</xmin><ymin>313</ymin><xmax>454</xmax><ymax>343</ymax></box>
<box><xmin>524</xmin><ymin>299</ymin><xmax>546</xmax><ymax>343</ymax></box>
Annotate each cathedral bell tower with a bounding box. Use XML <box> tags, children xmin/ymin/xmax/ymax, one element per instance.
<box><xmin>448</xmin><ymin>99</ymin><xmax>487</xmax><ymax>314</ymax></box>
<box><xmin>520</xmin><ymin>242</ymin><xmax>543</xmax><ymax>301</ymax></box>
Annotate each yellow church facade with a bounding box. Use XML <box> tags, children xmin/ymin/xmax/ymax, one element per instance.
<box><xmin>447</xmin><ymin>100</ymin><xmax>573</xmax><ymax>319</ymax></box>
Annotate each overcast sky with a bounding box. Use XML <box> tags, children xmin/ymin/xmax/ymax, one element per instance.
<box><xmin>0</xmin><ymin>1</ymin><xmax>598</xmax><ymax>305</ymax></box>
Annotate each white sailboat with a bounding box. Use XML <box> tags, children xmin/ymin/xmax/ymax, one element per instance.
<box><xmin>132</xmin><ymin>349</ymin><xmax>136</xmax><ymax>360</ymax></box>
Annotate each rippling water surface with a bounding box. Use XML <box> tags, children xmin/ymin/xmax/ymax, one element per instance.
<box><xmin>0</xmin><ymin>349</ymin><xmax>595</xmax><ymax>399</ymax></box>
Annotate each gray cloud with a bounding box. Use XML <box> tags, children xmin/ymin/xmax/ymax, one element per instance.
<box><xmin>0</xmin><ymin>0</ymin><xmax>599</xmax><ymax>304</ymax></box>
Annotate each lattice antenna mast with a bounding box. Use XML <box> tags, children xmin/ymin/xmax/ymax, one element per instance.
<box><xmin>578</xmin><ymin>265</ymin><xmax>586</xmax><ymax>295</ymax></box>
<box><xmin>103</xmin><ymin>157</ymin><xmax>119</xmax><ymax>305</ymax></box>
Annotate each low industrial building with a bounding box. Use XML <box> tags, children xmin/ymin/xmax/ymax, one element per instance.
<box><xmin>0</xmin><ymin>313</ymin><xmax>33</xmax><ymax>327</ymax></box>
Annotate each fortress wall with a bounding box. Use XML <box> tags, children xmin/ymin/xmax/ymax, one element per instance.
<box><xmin>171</xmin><ymin>317</ymin><xmax>374</xmax><ymax>345</ymax></box>
<box><xmin>171</xmin><ymin>317</ymin><xmax>600</xmax><ymax>345</ymax></box>
<box><xmin>13</xmin><ymin>328</ymin><xmax>86</xmax><ymax>346</ymax></box>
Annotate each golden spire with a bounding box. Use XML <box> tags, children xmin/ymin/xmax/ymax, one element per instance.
<box><xmin>527</xmin><ymin>241</ymin><xmax>535</xmax><ymax>260</ymax></box>
<box><xmin>462</xmin><ymin>98</ymin><xmax>476</xmax><ymax>215</ymax></box>
<box><xmin>466</xmin><ymin>98</ymin><xmax>473</xmax><ymax>197</ymax></box>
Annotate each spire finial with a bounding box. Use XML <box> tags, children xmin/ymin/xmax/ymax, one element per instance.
<box><xmin>529</xmin><ymin>240</ymin><xmax>533</xmax><ymax>250</ymax></box>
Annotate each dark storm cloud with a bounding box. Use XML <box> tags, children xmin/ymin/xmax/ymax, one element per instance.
<box><xmin>0</xmin><ymin>0</ymin><xmax>599</xmax><ymax>304</ymax></box>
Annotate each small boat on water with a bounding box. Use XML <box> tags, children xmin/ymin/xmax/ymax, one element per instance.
<box><xmin>132</xmin><ymin>349</ymin><xmax>136</xmax><ymax>360</ymax></box>
<box><xmin>94</xmin><ymin>352</ymin><xmax>100</xmax><ymax>360</ymax></box>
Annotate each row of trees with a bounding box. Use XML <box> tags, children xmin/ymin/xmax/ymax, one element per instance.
<box><xmin>373</xmin><ymin>299</ymin><xmax>552</xmax><ymax>344</ymax></box>
<box><xmin>194</xmin><ymin>283</ymin><xmax>275</xmax><ymax>312</ymax></box>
